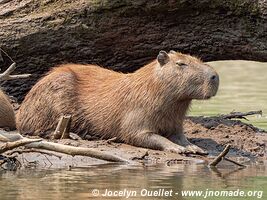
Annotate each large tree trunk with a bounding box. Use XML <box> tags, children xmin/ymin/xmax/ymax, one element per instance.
<box><xmin>1</xmin><ymin>0</ymin><xmax>267</xmax><ymax>101</ymax></box>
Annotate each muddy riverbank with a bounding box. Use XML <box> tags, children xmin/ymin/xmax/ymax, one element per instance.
<box><xmin>1</xmin><ymin>115</ymin><xmax>266</xmax><ymax>170</ymax></box>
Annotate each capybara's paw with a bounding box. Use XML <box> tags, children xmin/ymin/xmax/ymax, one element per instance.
<box><xmin>165</xmin><ymin>145</ymin><xmax>187</xmax><ymax>154</ymax></box>
<box><xmin>185</xmin><ymin>144</ymin><xmax>208</xmax><ymax>155</ymax></box>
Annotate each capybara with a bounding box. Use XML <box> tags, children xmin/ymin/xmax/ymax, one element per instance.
<box><xmin>0</xmin><ymin>89</ymin><xmax>16</xmax><ymax>130</ymax></box>
<box><xmin>16</xmin><ymin>51</ymin><xmax>219</xmax><ymax>154</ymax></box>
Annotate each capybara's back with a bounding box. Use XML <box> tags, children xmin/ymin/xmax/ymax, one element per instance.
<box><xmin>17</xmin><ymin>51</ymin><xmax>219</xmax><ymax>154</ymax></box>
<box><xmin>16</xmin><ymin>64</ymin><xmax>126</xmax><ymax>138</ymax></box>
<box><xmin>0</xmin><ymin>90</ymin><xmax>16</xmax><ymax>130</ymax></box>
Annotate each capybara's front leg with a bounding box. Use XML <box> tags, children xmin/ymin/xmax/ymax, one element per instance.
<box><xmin>168</xmin><ymin>132</ymin><xmax>208</xmax><ymax>155</ymax></box>
<box><xmin>131</xmin><ymin>131</ymin><xmax>187</xmax><ymax>154</ymax></box>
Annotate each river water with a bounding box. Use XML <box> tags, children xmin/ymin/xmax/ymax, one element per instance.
<box><xmin>191</xmin><ymin>60</ymin><xmax>267</xmax><ymax>130</ymax></box>
<box><xmin>0</xmin><ymin>61</ymin><xmax>266</xmax><ymax>200</ymax></box>
<box><xmin>0</xmin><ymin>163</ymin><xmax>266</xmax><ymax>200</ymax></box>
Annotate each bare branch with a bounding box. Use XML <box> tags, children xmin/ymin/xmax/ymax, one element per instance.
<box><xmin>219</xmin><ymin>110</ymin><xmax>262</xmax><ymax>120</ymax></box>
<box><xmin>0</xmin><ymin>138</ymin><xmax>42</xmax><ymax>154</ymax></box>
<box><xmin>223</xmin><ymin>157</ymin><xmax>246</xmax><ymax>168</ymax></box>
<box><xmin>209</xmin><ymin>145</ymin><xmax>246</xmax><ymax>168</ymax></box>
<box><xmin>7</xmin><ymin>149</ymin><xmax>62</xmax><ymax>159</ymax></box>
<box><xmin>0</xmin><ymin>48</ymin><xmax>14</xmax><ymax>63</ymax></box>
<box><xmin>0</xmin><ymin>62</ymin><xmax>31</xmax><ymax>81</ymax></box>
<box><xmin>0</xmin><ymin>131</ymin><xmax>128</xmax><ymax>163</ymax></box>
<box><xmin>25</xmin><ymin>140</ymin><xmax>128</xmax><ymax>163</ymax></box>
<box><xmin>209</xmin><ymin>144</ymin><xmax>231</xmax><ymax>167</ymax></box>
<box><xmin>0</xmin><ymin>48</ymin><xmax>31</xmax><ymax>81</ymax></box>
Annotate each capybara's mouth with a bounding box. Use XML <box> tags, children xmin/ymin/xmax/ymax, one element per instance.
<box><xmin>202</xmin><ymin>95</ymin><xmax>212</xmax><ymax>100</ymax></box>
<box><xmin>206</xmin><ymin>96</ymin><xmax>212</xmax><ymax>99</ymax></box>
<box><xmin>202</xmin><ymin>89</ymin><xmax>218</xmax><ymax>100</ymax></box>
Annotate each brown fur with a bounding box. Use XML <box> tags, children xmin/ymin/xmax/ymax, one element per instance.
<box><xmin>0</xmin><ymin>90</ymin><xmax>16</xmax><ymax>130</ymax></box>
<box><xmin>16</xmin><ymin>51</ymin><xmax>219</xmax><ymax>154</ymax></box>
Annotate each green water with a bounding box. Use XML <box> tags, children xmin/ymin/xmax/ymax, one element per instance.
<box><xmin>0</xmin><ymin>163</ymin><xmax>266</xmax><ymax>200</ymax></box>
<box><xmin>191</xmin><ymin>60</ymin><xmax>267</xmax><ymax>130</ymax></box>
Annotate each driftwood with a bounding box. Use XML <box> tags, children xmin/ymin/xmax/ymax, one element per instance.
<box><xmin>0</xmin><ymin>131</ymin><xmax>128</xmax><ymax>163</ymax></box>
<box><xmin>220</xmin><ymin>110</ymin><xmax>262</xmax><ymax>120</ymax></box>
<box><xmin>209</xmin><ymin>145</ymin><xmax>246</xmax><ymax>168</ymax></box>
<box><xmin>6</xmin><ymin>149</ymin><xmax>63</xmax><ymax>159</ymax></box>
<box><xmin>0</xmin><ymin>138</ymin><xmax>42</xmax><ymax>154</ymax></box>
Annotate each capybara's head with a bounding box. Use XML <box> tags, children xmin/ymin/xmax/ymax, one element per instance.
<box><xmin>156</xmin><ymin>50</ymin><xmax>219</xmax><ymax>100</ymax></box>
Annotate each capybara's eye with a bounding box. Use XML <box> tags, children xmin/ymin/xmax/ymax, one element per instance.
<box><xmin>176</xmin><ymin>61</ymin><xmax>187</xmax><ymax>68</ymax></box>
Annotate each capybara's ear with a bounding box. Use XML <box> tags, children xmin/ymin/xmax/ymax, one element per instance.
<box><xmin>169</xmin><ymin>50</ymin><xmax>176</xmax><ymax>54</ymax></box>
<box><xmin>157</xmin><ymin>50</ymin><xmax>170</xmax><ymax>66</ymax></box>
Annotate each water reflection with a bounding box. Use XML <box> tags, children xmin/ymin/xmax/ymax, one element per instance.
<box><xmin>0</xmin><ymin>163</ymin><xmax>266</xmax><ymax>200</ymax></box>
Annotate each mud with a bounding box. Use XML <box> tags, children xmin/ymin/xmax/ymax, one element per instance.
<box><xmin>185</xmin><ymin>116</ymin><xmax>266</xmax><ymax>158</ymax></box>
<box><xmin>1</xmin><ymin>115</ymin><xmax>266</xmax><ymax>170</ymax></box>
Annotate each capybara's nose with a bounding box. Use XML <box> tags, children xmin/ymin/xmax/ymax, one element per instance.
<box><xmin>210</xmin><ymin>73</ymin><xmax>219</xmax><ymax>82</ymax></box>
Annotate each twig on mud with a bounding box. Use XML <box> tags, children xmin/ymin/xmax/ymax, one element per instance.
<box><xmin>220</xmin><ymin>110</ymin><xmax>262</xmax><ymax>120</ymax></box>
<box><xmin>209</xmin><ymin>144</ymin><xmax>231</xmax><ymax>167</ymax></box>
<box><xmin>53</xmin><ymin>115</ymin><xmax>72</xmax><ymax>139</ymax></box>
<box><xmin>0</xmin><ymin>131</ymin><xmax>128</xmax><ymax>163</ymax></box>
<box><xmin>106</xmin><ymin>137</ymin><xmax>117</xmax><ymax>144</ymax></box>
<box><xmin>223</xmin><ymin>157</ymin><xmax>246</xmax><ymax>168</ymax></box>
<box><xmin>44</xmin><ymin>155</ymin><xmax>53</xmax><ymax>166</ymax></box>
<box><xmin>209</xmin><ymin>145</ymin><xmax>246</xmax><ymax>168</ymax></box>
<box><xmin>6</xmin><ymin>149</ymin><xmax>62</xmax><ymax>159</ymax></box>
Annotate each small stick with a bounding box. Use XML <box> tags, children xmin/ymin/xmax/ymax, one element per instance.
<box><xmin>0</xmin><ymin>48</ymin><xmax>15</xmax><ymax>63</ymax></box>
<box><xmin>53</xmin><ymin>115</ymin><xmax>72</xmax><ymax>139</ymax></box>
<box><xmin>223</xmin><ymin>157</ymin><xmax>246</xmax><ymax>168</ymax></box>
<box><xmin>44</xmin><ymin>155</ymin><xmax>53</xmax><ymax>166</ymax></box>
<box><xmin>209</xmin><ymin>144</ymin><xmax>231</xmax><ymax>167</ymax></box>
<box><xmin>106</xmin><ymin>137</ymin><xmax>117</xmax><ymax>144</ymax></box>
<box><xmin>220</xmin><ymin>110</ymin><xmax>262</xmax><ymax>120</ymax></box>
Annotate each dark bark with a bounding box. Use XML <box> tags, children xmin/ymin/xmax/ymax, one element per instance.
<box><xmin>1</xmin><ymin>0</ymin><xmax>267</xmax><ymax>101</ymax></box>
